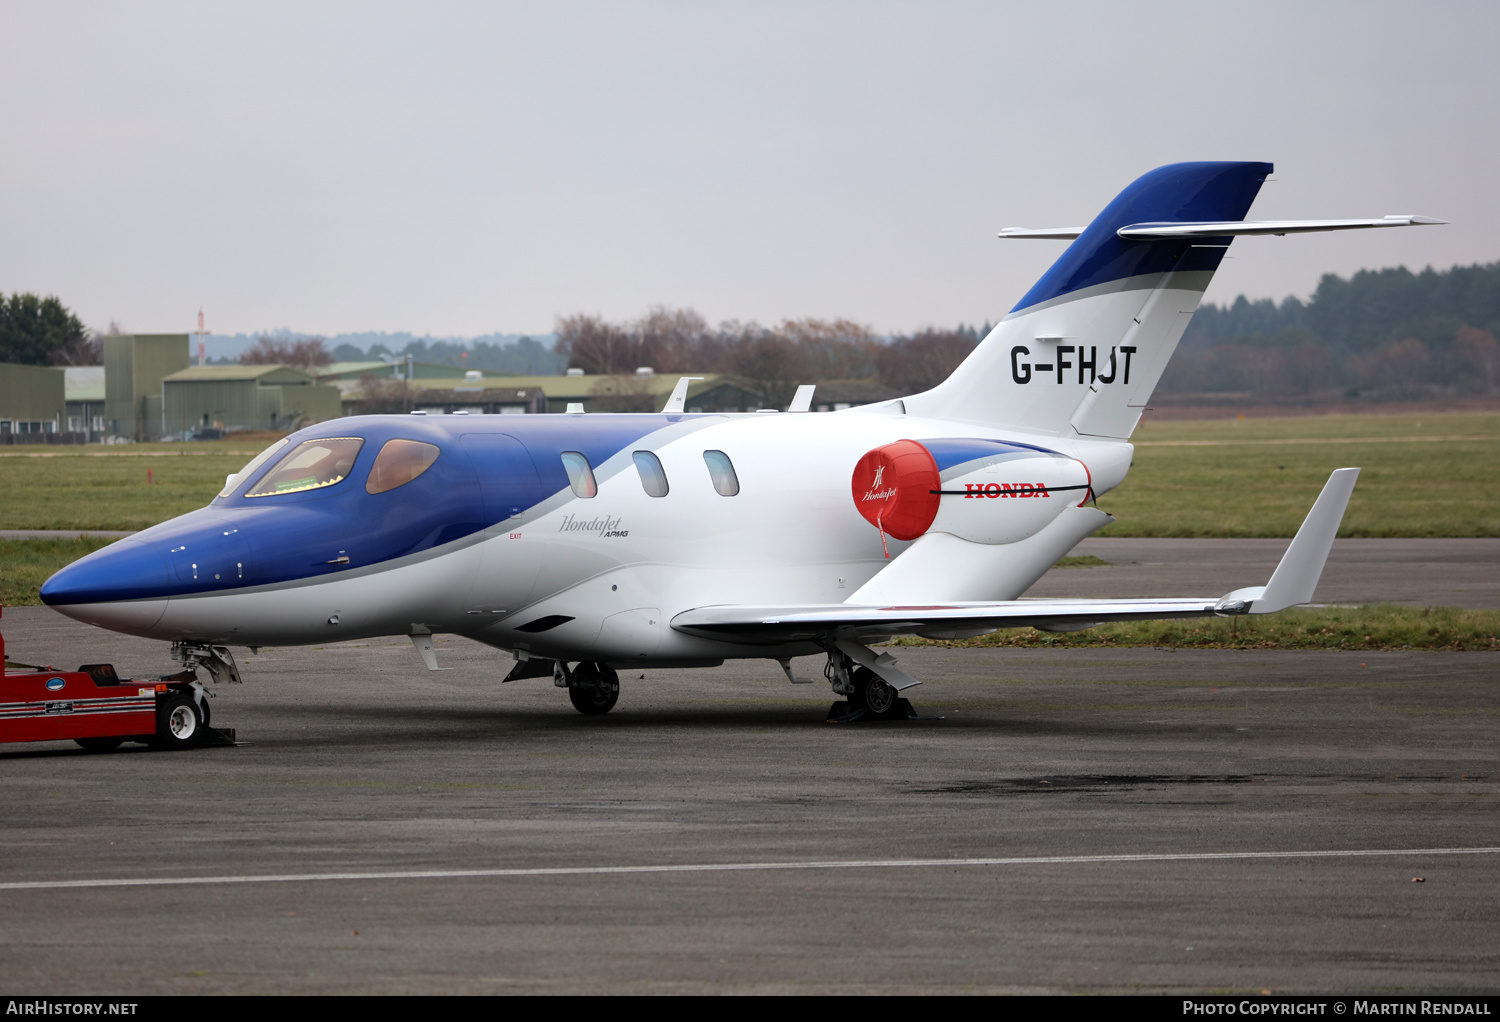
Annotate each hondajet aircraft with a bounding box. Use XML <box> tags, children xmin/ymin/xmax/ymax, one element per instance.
<box><xmin>42</xmin><ymin>162</ymin><xmax>1442</xmax><ymax>721</ymax></box>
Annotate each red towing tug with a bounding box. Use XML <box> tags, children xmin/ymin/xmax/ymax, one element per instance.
<box><xmin>0</xmin><ymin>608</ymin><xmax>231</xmax><ymax>752</ymax></box>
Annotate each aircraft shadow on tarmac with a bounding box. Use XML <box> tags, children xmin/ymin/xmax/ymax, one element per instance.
<box><xmin>1</xmin><ymin>698</ymin><xmax>1234</xmax><ymax>755</ymax></box>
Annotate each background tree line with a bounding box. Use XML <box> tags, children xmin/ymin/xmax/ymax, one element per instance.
<box><xmin>554</xmin><ymin>307</ymin><xmax>985</xmax><ymax>407</ymax></box>
<box><xmin>1162</xmin><ymin>261</ymin><xmax>1500</xmax><ymax>403</ymax></box>
<box><xmin>10</xmin><ymin>256</ymin><xmax>1500</xmax><ymax>408</ymax></box>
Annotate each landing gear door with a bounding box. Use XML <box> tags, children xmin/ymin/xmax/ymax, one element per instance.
<box><xmin>460</xmin><ymin>433</ymin><xmax>548</xmax><ymax>617</ymax></box>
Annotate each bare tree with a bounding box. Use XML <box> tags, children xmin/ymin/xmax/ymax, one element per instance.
<box><xmin>637</xmin><ymin>306</ymin><xmax>710</xmax><ymax>372</ymax></box>
<box><xmin>241</xmin><ymin>335</ymin><xmax>332</xmax><ymax>369</ymax></box>
<box><xmin>554</xmin><ymin>314</ymin><xmax>635</xmax><ymax>375</ymax></box>
<box><xmin>876</xmin><ymin>330</ymin><xmax>976</xmax><ymax>392</ymax></box>
<box><xmin>1454</xmin><ymin>326</ymin><xmax>1500</xmax><ymax>394</ymax></box>
<box><xmin>354</xmin><ymin>375</ymin><xmax>412</xmax><ymax>414</ymax></box>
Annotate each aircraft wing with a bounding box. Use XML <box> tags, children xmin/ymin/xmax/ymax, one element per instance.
<box><xmin>672</xmin><ymin>596</ymin><xmax>1228</xmax><ymax>644</ymax></box>
<box><xmin>673</xmin><ymin>468</ymin><xmax>1359</xmax><ymax>646</ymax></box>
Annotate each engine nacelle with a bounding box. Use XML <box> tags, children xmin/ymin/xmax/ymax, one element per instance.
<box><xmin>852</xmin><ymin>438</ymin><xmax>1091</xmax><ymax>546</ymax></box>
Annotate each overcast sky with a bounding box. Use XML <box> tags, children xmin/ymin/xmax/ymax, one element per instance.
<box><xmin>3</xmin><ymin>1</ymin><xmax>1496</xmax><ymax>339</ymax></box>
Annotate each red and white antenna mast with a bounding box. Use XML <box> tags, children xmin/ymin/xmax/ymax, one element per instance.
<box><xmin>193</xmin><ymin>308</ymin><xmax>208</xmax><ymax>366</ymax></box>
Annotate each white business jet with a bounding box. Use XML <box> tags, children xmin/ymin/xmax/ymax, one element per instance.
<box><xmin>42</xmin><ymin>162</ymin><xmax>1442</xmax><ymax>720</ymax></box>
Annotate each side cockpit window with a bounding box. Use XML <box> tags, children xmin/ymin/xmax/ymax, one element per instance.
<box><xmin>367</xmin><ymin>439</ymin><xmax>441</xmax><ymax>494</ymax></box>
<box><xmin>245</xmin><ymin>437</ymin><xmax>365</xmax><ymax>497</ymax></box>
<box><xmin>632</xmin><ymin>451</ymin><xmax>669</xmax><ymax>497</ymax></box>
<box><xmin>561</xmin><ymin>451</ymin><xmax>597</xmax><ymax>498</ymax></box>
<box><xmin>703</xmin><ymin>450</ymin><xmax>739</xmax><ymax>496</ymax></box>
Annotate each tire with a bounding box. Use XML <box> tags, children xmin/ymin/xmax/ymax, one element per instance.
<box><xmin>150</xmin><ymin>693</ymin><xmax>205</xmax><ymax>750</ymax></box>
<box><xmin>75</xmin><ymin>737</ymin><xmax>124</xmax><ymax>752</ymax></box>
<box><xmin>850</xmin><ymin>666</ymin><xmax>898</xmax><ymax>719</ymax></box>
<box><xmin>568</xmin><ymin>662</ymin><xmax>620</xmax><ymax>715</ymax></box>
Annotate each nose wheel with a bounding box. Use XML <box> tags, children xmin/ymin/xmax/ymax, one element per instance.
<box><xmin>567</xmin><ymin>662</ymin><xmax>620</xmax><ymax>715</ymax></box>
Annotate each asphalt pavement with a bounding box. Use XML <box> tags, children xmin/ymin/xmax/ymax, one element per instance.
<box><xmin>1035</xmin><ymin>538</ymin><xmax>1500</xmax><ymax>608</ymax></box>
<box><xmin>2</xmin><ymin>603</ymin><xmax>1497</xmax><ymax>994</ymax></box>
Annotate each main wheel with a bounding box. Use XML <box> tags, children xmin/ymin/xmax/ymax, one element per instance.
<box><xmin>150</xmin><ymin>693</ymin><xmax>205</xmax><ymax>749</ymax></box>
<box><xmin>75</xmin><ymin>737</ymin><xmax>124</xmax><ymax>752</ymax></box>
<box><xmin>568</xmin><ymin>662</ymin><xmax>620</xmax><ymax>715</ymax></box>
<box><xmin>850</xmin><ymin>666</ymin><xmax>898</xmax><ymax>719</ymax></box>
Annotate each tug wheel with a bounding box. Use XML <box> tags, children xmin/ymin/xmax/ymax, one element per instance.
<box><xmin>75</xmin><ymin>737</ymin><xmax>124</xmax><ymax>752</ymax></box>
<box><xmin>568</xmin><ymin>662</ymin><xmax>620</xmax><ymax>715</ymax></box>
<box><xmin>851</xmin><ymin>667</ymin><xmax>898</xmax><ymax>718</ymax></box>
<box><xmin>150</xmin><ymin>693</ymin><xmax>205</xmax><ymax>750</ymax></box>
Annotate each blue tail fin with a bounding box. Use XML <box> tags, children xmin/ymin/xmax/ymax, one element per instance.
<box><xmin>906</xmin><ymin>162</ymin><xmax>1273</xmax><ymax>437</ymax></box>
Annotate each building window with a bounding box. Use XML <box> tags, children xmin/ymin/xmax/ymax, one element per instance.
<box><xmin>632</xmin><ymin>451</ymin><xmax>669</xmax><ymax>497</ymax></box>
<box><xmin>367</xmin><ymin>439</ymin><xmax>441</xmax><ymax>494</ymax></box>
<box><xmin>561</xmin><ymin>451</ymin><xmax>597</xmax><ymax>498</ymax></box>
<box><xmin>703</xmin><ymin>450</ymin><xmax>739</xmax><ymax>496</ymax></box>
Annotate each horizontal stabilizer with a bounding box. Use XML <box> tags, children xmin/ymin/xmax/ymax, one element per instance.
<box><xmin>996</xmin><ymin>226</ymin><xmax>1087</xmax><ymax>240</ymax></box>
<box><xmin>1000</xmin><ymin>217</ymin><xmax>1446</xmax><ymax>243</ymax></box>
<box><xmin>1117</xmin><ymin>216</ymin><xmax>1446</xmax><ymax>239</ymax></box>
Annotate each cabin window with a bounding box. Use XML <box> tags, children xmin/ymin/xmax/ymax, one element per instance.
<box><xmin>245</xmin><ymin>438</ymin><xmax>366</xmax><ymax>497</ymax></box>
<box><xmin>560</xmin><ymin>451</ymin><xmax>597</xmax><ymax>498</ymax></box>
<box><xmin>632</xmin><ymin>451</ymin><xmax>669</xmax><ymax>497</ymax></box>
<box><xmin>220</xmin><ymin>437</ymin><xmax>289</xmax><ymax>497</ymax></box>
<box><xmin>703</xmin><ymin>450</ymin><xmax>739</xmax><ymax>496</ymax></box>
<box><xmin>366</xmin><ymin>439</ymin><xmax>441</xmax><ymax>494</ymax></box>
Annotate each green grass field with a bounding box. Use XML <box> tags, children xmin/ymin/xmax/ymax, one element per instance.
<box><xmin>2</xmin><ymin>412</ymin><xmax>1494</xmax><ymax>535</ymax></box>
<box><xmin>3</xmin><ymin>414</ymin><xmax>1497</xmax><ymax>644</ymax></box>
<box><xmin>0</xmin><ymin>537</ymin><xmax>118</xmax><ymax>608</ymax></box>
<box><xmin>0</xmin><ymin>439</ymin><xmax>266</xmax><ymax>531</ymax></box>
<box><xmin>1092</xmin><ymin>411</ymin><xmax>1500</xmax><ymax>537</ymax></box>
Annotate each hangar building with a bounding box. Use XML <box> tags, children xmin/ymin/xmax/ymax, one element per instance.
<box><xmin>161</xmin><ymin>365</ymin><xmax>343</xmax><ymax>435</ymax></box>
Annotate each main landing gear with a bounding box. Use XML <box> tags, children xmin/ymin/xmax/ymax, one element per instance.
<box><xmin>823</xmin><ymin>649</ymin><xmax>919</xmax><ymax>723</ymax></box>
<box><xmin>557</xmin><ymin>661</ymin><xmax>620</xmax><ymax>715</ymax></box>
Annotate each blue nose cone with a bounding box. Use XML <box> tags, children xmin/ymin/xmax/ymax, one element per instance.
<box><xmin>40</xmin><ymin>539</ymin><xmax>173</xmax><ymax>606</ymax></box>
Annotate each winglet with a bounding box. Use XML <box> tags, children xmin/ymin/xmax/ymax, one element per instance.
<box><xmin>1219</xmin><ymin>468</ymin><xmax>1359</xmax><ymax>615</ymax></box>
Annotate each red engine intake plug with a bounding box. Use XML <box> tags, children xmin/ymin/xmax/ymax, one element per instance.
<box><xmin>850</xmin><ymin>439</ymin><xmax>941</xmax><ymax>542</ymax></box>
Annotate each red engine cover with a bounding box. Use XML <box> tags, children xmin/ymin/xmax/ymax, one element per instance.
<box><xmin>851</xmin><ymin>440</ymin><xmax>941</xmax><ymax>541</ymax></box>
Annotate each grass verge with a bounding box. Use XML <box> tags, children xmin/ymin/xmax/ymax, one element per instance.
<box><xmin>887</xmin><ymin>604</ymin><xmax>1500</xmax><ymax>651</ymax></box>
<box><xmin>1</xmin><ymin>537</ymin><xmax>119</xmax><ymax>607</ymax></box>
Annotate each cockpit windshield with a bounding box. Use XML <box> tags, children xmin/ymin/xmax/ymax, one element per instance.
<box><xmin>219</xmin><ymin>437</ymin><xmax>290</xmax><ymax>498</ymax></box>
<box><xmin>245</xmin><ymin>437</ymin><xmax>366</xmax><ymax>497</ymax></box>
